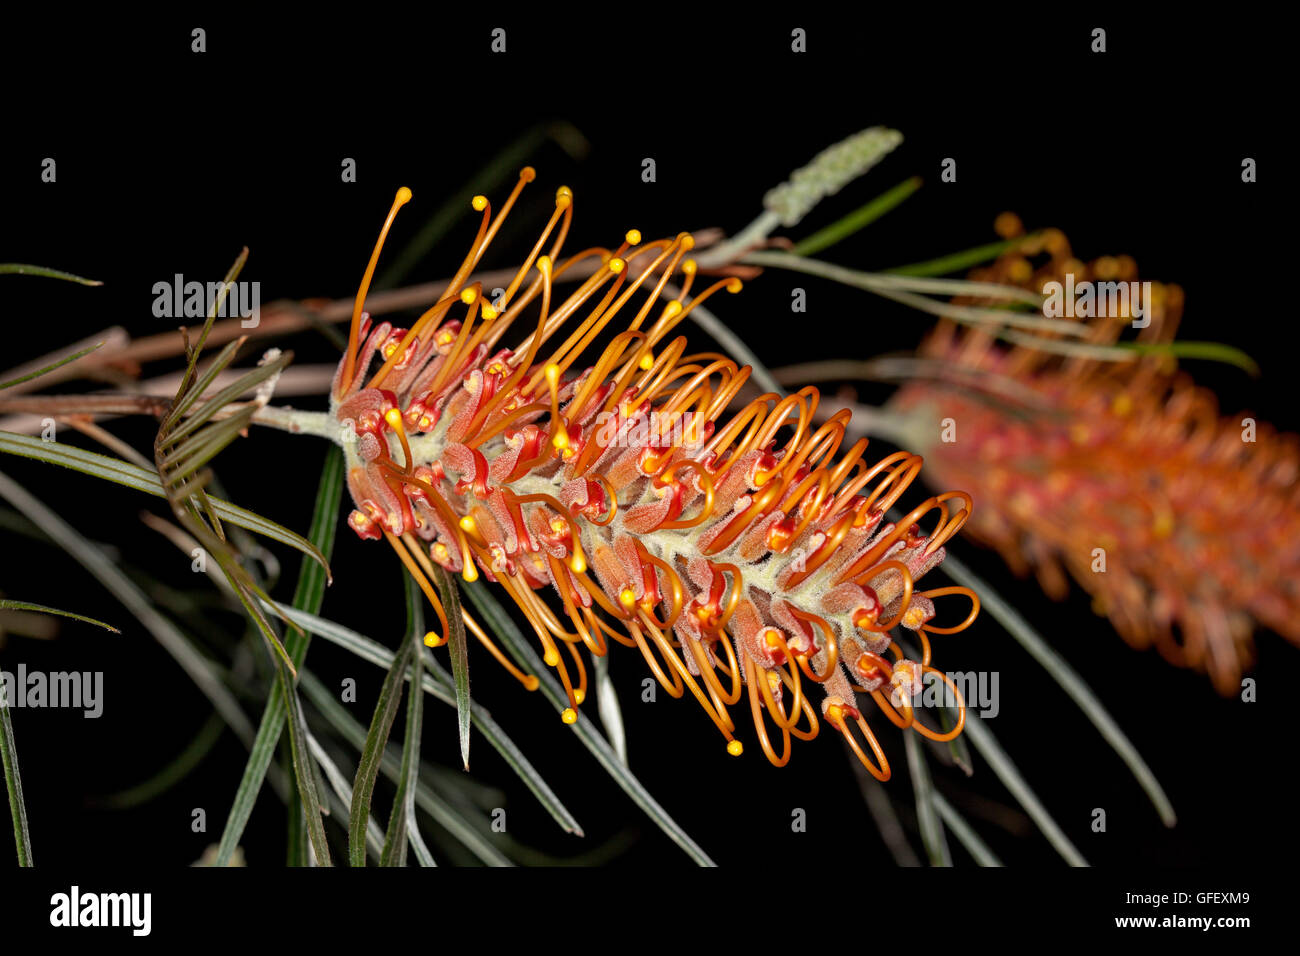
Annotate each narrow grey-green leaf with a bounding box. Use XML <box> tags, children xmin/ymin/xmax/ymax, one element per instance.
<box><xmin>460</xmin><ymin>579</ymin><xmax>714</xmax><ymax>865</ymax></box>
<box><xmin>0</xmin><ymin>469</ymin><xmax>255</xmax><ymax>746</ymax></box>
<box><xmin>381</xmin><ymin>576</ymin><xmax>427</xmax><ymax>866</ymax></box>
<box><xmin>302</xmin><ymin>671</ymin><xmax>509</xmax><ymax>866</ymax></box>
<box><xmin>962</xmin><ymin>715</ymin><xmax>1088</xmax><ymax>866</ymax></box>
<box><xmin>0</xmin><ymin>430</ymin><xmax>330</xmax><ymax>579</ymax></box>
<box><xmin>593</xmin><ymin>650</ymin><xmax>627</xmax><ymax>766</ymax></box>
<box><xmin>276</xmin><ymin>601</ymin><xmax>579</xmax><ymax>838</ymax></box>
<box><xmin>939</xmin><ymin>551</ymin><xmax>1175</xmax><ymax>827</ymax></box>
<box><xmin>905</xmin><ymin>732</ymin><xmax>951</xmax><ymax>866</ymax></box>
<box><xmin>349</xmin><ymin>628</ymin><xmax>415</xmax><ymax>866</ymax></box>
<box><xmin>931</xmin><ymin>791</ymin><xmax>1003</xmax><ymax>867</ymax></box>
<box><xmin>307</xmin><ymin>732</ymin><xmax>385</xmax><ymax>862</ymax></box>
<box><xmin>277</xmin><ymin>659</ymin><xmax>332</xmax><ymax>865</ymax></box>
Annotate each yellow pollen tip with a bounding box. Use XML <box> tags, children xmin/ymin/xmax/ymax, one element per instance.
<box><xmin>555</xmin><ymin>184</ymin><xmax>571</xmax><ymax>199</ymax></box>
<box><xmin>460</xmin><ymin>288</ymin><xmax>478</xmax><ymax>305</ymax></box>
<box><xmin>561</xmin><ymin>708</ymin><xmax>578</xmax><ymax>724</ymax></box>
<box><xmin>481</xmin><ymin>303</ymin><xmax>499</xmax><ymax>321</ymax></box>
<box><xmin>618</xmin><ymin>588</ymin><xmax>636</xmax><ymax>608</ymax></box>
<box><xmin>424</xmin><ymin>631</ymin><xmax>446</xmax><ymax>647</ymax></box>
<box><xmin>827</xmin><ymin>703</ymin><xmax>844</xmax><ymax>721</ymax></box>
<box><xmin>573</xmin><ymin>689</ymin><xmax>586</xmax><ymax>704</ymax></box>
<box><xmin>544</xmin><ymin>648</ymin><xmax>560</xmax><ymax>666</ymax></box>
<box><xmin>625</xmin><ymin>229</ymin><xmax>642</xmax><ymax>245</ymax></box>
<box><xmin>545</xmin><ymin>363</ymin><xmax>561</xmax><ymax>387</ymax></box>
<box><xmin>395</xmin><ymin>187</ymin><xmax>413</xmax><ymax>205</ymax></box>
<box><xmin>537</xmin><ymin>255</ymin><xmax>552</xmax><ymax>274</ymax></box>
<box><xmin>638</xmin><ymin>353</ymin><xmax>654</xmax><ymax>371</ymax></box>
<box><xmin>471</xmin><ymin>195</ymin><xmax>488</xmax><ymax>211</ymax></box>
<box><xmin>570</xmin><ymin>555</ymin><xmax>586</xmax><ymax>574</ymax></box>
<box><xmin>726</xmin><ymin>740</ymin><xmax>744</xmax><ymax>757</ymax></box>
<box><xmin>384</xmin><ymin>408</ymin><xmax>403</xmax><ymax>429</ymax></box>
<box><xmin>682</xmin><ymin>259</ymin><xmax>697</xmax><ymax>275</ymax></box>
<box><xmin>663</xmin><ymin>301</ymin><xmax>682</xmax><ymax>319</ymax></box>
<box><xmin>727</xmin><ymin>278</ymin><xmax>743</xmax><ymax>293</ymax></box>
<box><xmin>462</xmin><ymin>565</ymin><xmax>479</xmax><ymax>582</ymax></box>
<box><xmin>522</xmin><ymin>675</ymin><xmax>540</xmax><ymax>691</ymax></box>
<box><xmin>459</xmin><ymin>515</ymin><xmax>476</xmax><ymax>533</ymax></box>
<box><xmin>608</xmin><ymin>257</ymin><xmax>625</xmax><ymax>274</ymax></box>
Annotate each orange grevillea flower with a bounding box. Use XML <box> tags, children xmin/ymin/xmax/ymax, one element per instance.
<box><xmin>328</xmin><ymin>170</ymin><xmax>980</xmax><ymax>774</ymax></box>
<box><xmin>890</xmin><ymin>219</ymin><xmax>1299</xmax><ymax>695</ymax></box>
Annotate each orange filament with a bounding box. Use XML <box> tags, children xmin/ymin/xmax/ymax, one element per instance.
<box><xmin>341</xmin><ymin>187</ymin><xmax>412</xmax><ymax>396</ymax></box>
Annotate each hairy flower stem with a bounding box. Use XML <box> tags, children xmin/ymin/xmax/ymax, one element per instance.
<box><xmin>249</xmin><ymin>405</ymin><xmax>340</xmax><ymax>440</ymax></box>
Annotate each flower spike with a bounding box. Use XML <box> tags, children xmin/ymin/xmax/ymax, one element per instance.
<box><xmin>328</xmin><ymin>171</ymin><xmax>979</xmax><ymax>767</ymax></box>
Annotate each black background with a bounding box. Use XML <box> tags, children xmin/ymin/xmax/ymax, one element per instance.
<box><xmin>0</xmin><ymin>7</ymin><xmax>1290</xmax><ymax>895</ymax></box>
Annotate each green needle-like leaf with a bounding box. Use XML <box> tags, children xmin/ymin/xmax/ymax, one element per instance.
<box><xmin>275</xmin><ymin>601</ymin><xmax>580</xmax><ymax>838</ymax></box>
<box><xmin>432</xmin><ymin>566</ymin><xmax>472</xmax><ymax>770</ymax></box>
<box><xmin>349</xmin><ymin>625</ymin><xmax>416</xmax><ymax>866</ymax></box>
<box><xmin>277</xmin><ymin>658</ymin><xmax>332</xmax><ymax>865</ymax></box>
<box><xmin>0</xmin><ymin>599</ymin><xmax>118</xmax><ymax>632</ymax></box>
<box><xmin>214</xmin><ymin>445</ymin><xmax>344</xmax><ymax>867</ymax></box>
<box><xmin>0</xmin><ymin>263</ymin><xmax>102</xmax><ymax>285</ymax></box>
<box><xmin>381</xmin><ymin>576</ymin><xmax>428</xmax><ymax>866</ymax></box>
<box><xmin>791</xmin><ymin>176</ymin><xmax>922</xmax><ymax>257</ymax></box>
<box><xmin>0</xmin><ymin>694</ymin><xmax>32</xmax><ymax>866</ymax></box>
<box><xmin>303</xmin><ymin>672</ymin><xmax>511</xmax><ymax>866</ymax></box>
<box><xmin>0</xmin><ymin>343</ymin><xmax>104</xmax><ymax>391</ymax></box>
<box><xmin>885</xmin><ymin>237</ymin><xmax>1034</xmax><ymax>277</ymax></box>
<box><xmin>1115</xmin><ymin>340</ymin><xmax>1260</xmax><ymax>376</ymax></box>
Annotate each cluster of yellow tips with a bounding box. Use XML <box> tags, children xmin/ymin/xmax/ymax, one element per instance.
<box><xmin>327</xmin><ymin>169</ymin><xmax>981</xmax><ymax>773</ymax></box>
